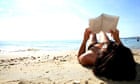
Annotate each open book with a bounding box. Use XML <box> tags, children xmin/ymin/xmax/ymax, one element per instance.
<box><xmin>89</xmin><ymin>13</ymin><xmax>119</xmax><ymax>33</ymax></box>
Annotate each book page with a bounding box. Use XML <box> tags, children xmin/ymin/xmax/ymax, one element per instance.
<box><xmin>89</xmin><ymin>16</ymin><xmax>102</xmax><ymax>33</ymax></box>
<box><xmin>101</xmin><ymin>13</ymin><xmax>119</xmax><ymax>32</ymax></box>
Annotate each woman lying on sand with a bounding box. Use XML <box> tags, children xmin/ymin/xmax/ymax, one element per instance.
<box><xmin>78</xmin><ymin>28</ymin><xmax>136</xmax><ymax>81</ymax></box>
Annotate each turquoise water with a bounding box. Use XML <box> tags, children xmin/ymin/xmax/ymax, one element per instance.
<box><xmin>121</xmin><ymin>38</ymin><xmax>140</xmax><ymax>49</ymax></box>
<box><xmin>0</xmin><ymin>38</ymin><xmax>140</xmax><ymax>52</ymax></box>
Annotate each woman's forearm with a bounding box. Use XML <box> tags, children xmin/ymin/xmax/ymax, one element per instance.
<box><xmin>115</xmin><ymin>38</ymin><xmax>121</xmax><ymax>44</ymax></box>
<box><xmin>78</xmin><ymin>28</ymin><xmax>91</xmax><ymax>57</ymax></box>
<box><xmin>78</xmin><ymin>40</ymin><xmax>87</xmax><ymax>57</ymax></box>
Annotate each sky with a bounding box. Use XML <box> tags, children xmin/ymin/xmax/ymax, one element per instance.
<box><xmin>0</xmin><ymin>0</ymin><xmax>140</xmax><ymax>41</ymax></box>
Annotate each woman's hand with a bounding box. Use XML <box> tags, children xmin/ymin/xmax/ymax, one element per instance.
<box><xmin>110</xmin><ymin>29</ymin><xmax>121</xmax><ymax>44</ymax></box>
<box><xmin>83</xmin><ymin>28</ymin><xmax>92</xmax><ymax>42</ymax></box>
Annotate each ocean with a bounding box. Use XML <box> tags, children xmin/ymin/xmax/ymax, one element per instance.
<box><xmin>0</xmin><ymin>38</ymin><xmax>140</xmax><ymax>52</ymax></box>
<box><xmin>0</xmin><ymin>40</ymin><xmax>81</xmax><ymax>52</ymax></box>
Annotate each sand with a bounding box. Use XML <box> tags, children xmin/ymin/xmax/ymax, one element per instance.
<box><xmin>0</xmin><ymin>50</ymin><xmax>140</xmax><ymax>84</ymax></box>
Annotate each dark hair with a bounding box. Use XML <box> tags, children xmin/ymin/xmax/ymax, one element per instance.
<box><xmin>93</xmin><ymin>42</ymin><xmax>137</xmax><ymax>81</ymax></box>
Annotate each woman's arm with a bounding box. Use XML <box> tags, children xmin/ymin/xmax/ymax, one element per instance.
<box><xmin>110</xmin><ymin>29</ymin><xmax>122</xmax><ymax>45</ymax></box>
<box><xmin>78</xmin><ymin>28</ymin><xmax>91</xmax><ymax>57</ymax></box>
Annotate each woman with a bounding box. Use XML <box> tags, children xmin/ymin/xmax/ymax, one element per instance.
<box><xmin>78</xmin><ymin>28</ymin><xmax>136</xmax><ymax>81</ymax></box>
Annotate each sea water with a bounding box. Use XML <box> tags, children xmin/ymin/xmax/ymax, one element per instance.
<box><xmin>0</xmin><ymin>38</ymin><xmax>140</xmax><ymax>52</ymax></box>
<box><xmin>0</xmin><ymin>40</ymin><xmax>81</xmax><ymax>52</ymax></box>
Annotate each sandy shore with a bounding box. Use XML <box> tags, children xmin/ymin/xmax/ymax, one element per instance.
<box><xmin>0</xmin><ymin>50</ymin><xmax>140</xmax><ymax>84</ymax></box>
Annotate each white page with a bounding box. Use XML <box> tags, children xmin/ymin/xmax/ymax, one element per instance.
<box><xmin>101</xmin><ymin>13</ymin><xmax>119</xmax><ymax>32</ymax></box>
<box><xmin>89</xmin><ymin>16</ymin><xmax>102</xmax><ymax>33</ymax></box>
<box><xmin>89</xmin><ymin>13</ymin><xmax>119</xmax><ymax>33</ymax></box>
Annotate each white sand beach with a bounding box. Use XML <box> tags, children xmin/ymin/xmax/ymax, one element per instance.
<box><xmin>0</xmin><ymin>50</ymin><xmax>140</xmax><ymax>84</ymax></box>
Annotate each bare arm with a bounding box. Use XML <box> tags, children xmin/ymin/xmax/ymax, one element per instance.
<box><xmin>110</xmin><ymin>29</ymin><xmax>122</xmax><ymax>45</ymax></box>
<box><xmin>78</xmin><ymin>28</ymin><xmax>91</xmax><ymax>57</ymax></box>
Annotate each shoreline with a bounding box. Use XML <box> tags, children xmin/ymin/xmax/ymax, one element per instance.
<box><xmin>0</xmin><ymin>50</ymin><xmax>140</xmax><ymax>84</ymax></box>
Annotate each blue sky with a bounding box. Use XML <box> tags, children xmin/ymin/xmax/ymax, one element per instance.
<box><xmin>0</xmin><ymin>0</ymin><xmax>140</xmax><ymax>41</ymax></box>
